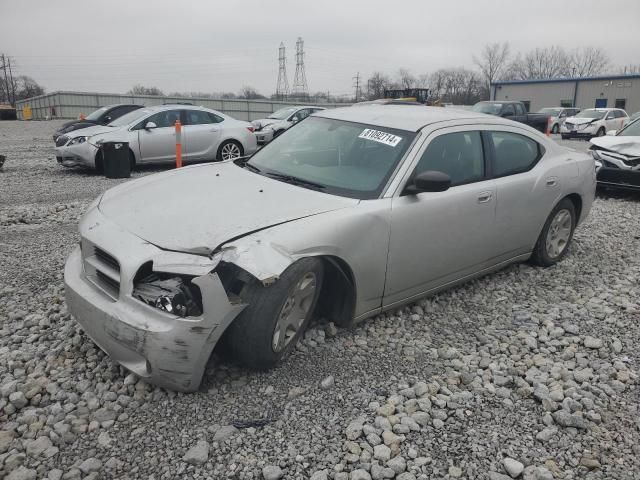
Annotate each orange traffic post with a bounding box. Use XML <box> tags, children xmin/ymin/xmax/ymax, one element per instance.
<box><xmin>79</xmin><ymin>112</ymin><xmax>86</xmax><ymax>120</ymax></box>
<box><xmin>175</xmin><ymin>119</ymin><xmax>182</xmax><ymax>168</ymax></box>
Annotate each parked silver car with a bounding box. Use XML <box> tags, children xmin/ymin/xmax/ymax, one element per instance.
<box><xmin>64</xmin><ymin>105</ymin><xmax>595</xmax><ymax>391</ymax></box>
<box><xmin>537</xmin><ymin>107</ymin><xmax>580</xmax><ymax>134</ymax></box>
<box><xmin>55</xmin><ymin>105</ymin><xmax>257</xmax><ymax>170</ymax></box>
<box><xmin>251</xmin><ymin>105</ymin><xmax>325</xmax><ymax>143</ymax></box>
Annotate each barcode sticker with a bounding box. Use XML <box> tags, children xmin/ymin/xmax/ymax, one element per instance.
<box><xmin>358</xmin><ymin>129</ymin><xmax>402</xmax><ymax>147</ymax></box>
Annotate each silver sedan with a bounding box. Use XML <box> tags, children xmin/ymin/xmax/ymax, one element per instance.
<box><xmin>55</xmin><ymin>105</ymin><xmax>257</xmax><ymax>170</ymax></box>
<box><xmin>64</xmin><ymin>105</ymin><xmax>596</xmax><ymax>391</ymax></box>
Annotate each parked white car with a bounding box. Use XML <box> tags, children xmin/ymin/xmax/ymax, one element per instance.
<box><xmin>537</xmin><ymin>107</ymin><xmax>580</xmax><ymax>134</ymax></box>
<box><xmin>561</xmin><ymin>108</ymin><xmax>629</xmax><ymax>139</ymax></box>
<box><xmin>55</xmin><ymin>105</ymin><xmax>258</xmax><ymax>171</ymax></box>
<box><xmin>251</xmin><ymin>105</ymin><xmax>326</xmax><ymax>143</ymax></box>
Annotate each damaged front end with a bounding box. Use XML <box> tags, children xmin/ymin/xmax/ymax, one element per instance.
<box><xmin>133</xmin><ymin>273</ymin><xmax>203</xmax><ymax>318</ymax></box>
<box><xmin>591</xmin><ymin>145</ymin><xmax>640</xmax><ymax>190</ymax></box>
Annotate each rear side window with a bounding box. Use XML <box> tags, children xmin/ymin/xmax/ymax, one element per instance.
<box><xmin>414</xmin><ymin>131</ymin><xmax>485</xmax><ymax>186</ymax></box>
<box><xmin>489</xmin><ymin>131</ymin><xmax>543</xmax><ymax>177</ymax></box>
<box><xmin>208</xmin><ymin>112</ymin><xmax>224</xmax><ymax>123</ymax></box>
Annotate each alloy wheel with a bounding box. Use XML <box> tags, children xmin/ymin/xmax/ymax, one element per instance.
<box><xmin>221</xmin><ymin>142</ymin><xmax>241</xmax><ymax>160</ymax></box>
<box><xmin>272</xmin><ymin>272</ymin><xmax>317</xmax><ymax>352</ymax></box>
<box><xmin>545</xmin><ymin>209</ymin><xmax>572</xmax><ymax>259</ymax></box>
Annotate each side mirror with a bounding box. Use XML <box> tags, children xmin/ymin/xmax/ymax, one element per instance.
<box><xmin>606</xmin><ymin>130</ymin><xmax>617</xmax><ymax>136</ymax></box>
<box><xmin>405</xmin><ymin>171</ymin><xmax>451</xmax><ymax>195</ymax></box>
<box><xmin>144</xmin><ymin>121</ymin><xmax>157</xmax><ymax>130</ymax></box>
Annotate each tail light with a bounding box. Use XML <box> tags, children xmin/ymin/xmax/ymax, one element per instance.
<box><xmin>246</xmin><ymin>126</ymin><xmax>255</xmax><ymax>133</ymax></box>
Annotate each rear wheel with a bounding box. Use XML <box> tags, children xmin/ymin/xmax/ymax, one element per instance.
<box><xmin>530</xmin><ymin>198</ymin><xmax>576</xmax><ymax>267</ymax></box>
<box><xmin>225</xmin><ymin>258</ymin><xmax>324</xmax><ymax>369</ymax></box>
<box><xmin>216</xmin><ymin>140</ymin><xmax>243</xmax><ymax>161</ymax></box>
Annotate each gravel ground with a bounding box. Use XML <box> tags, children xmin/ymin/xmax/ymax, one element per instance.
<box><xmin>1</xmin><ymin>120</ymin><xmax>639</xmax><ymax>480</ymax></box>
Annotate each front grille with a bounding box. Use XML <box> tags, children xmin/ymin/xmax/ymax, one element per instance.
<box><xmin>95</xmin><ymin>270</ymin><xmax>120</xmax><ymax>297</ymax></box>
<box><xmin>56</xmin><ymin>135</ymin><xmax>69</xmax><ymax>147</ymax></box>
<box><xmin>602</xmin><ymin>160</ymin><xmax>619</xmax><ymax>169</ymax></box>
<box><xmin>81</xmin><ymin>240</ymin><xmax>121</xmax><ymax>300</ymax></box>
<box><xmin>94</xmin><ymin>246</ymin><xmax>120</xmax><ymax>272</ymax></box>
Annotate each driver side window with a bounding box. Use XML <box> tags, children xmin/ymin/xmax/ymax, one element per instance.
<box><xmin>413</xmin><ymin>131</ymin><xmax>485</xmax><ymax>187</ymax></box>
<box><xmin>503</xmin><ymin>104</ymin><xmax>515</xmax><ymax>116</ymax></box>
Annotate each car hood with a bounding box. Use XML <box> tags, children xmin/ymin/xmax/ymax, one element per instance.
<box><xmin>252</xmin><ymin>118</ymin><xmax>280</xmax><ymax>129</ymax></box>
<box><xmin>98</xmin><ymin>161</ymin><xmax>358</xmax><ymax>254</ymax></box>
<box><xmin>566</xmin><ymin>117</ymin><xmax>600</xmax><ymax>125</ymax></box>
<box><xmin>57</xmin><ymin>120</ymin><xmax>99</xmax><ymax>132</ymax></box>
<box><xmin>68</xmin><ymin>124</ymin><xmax>118</xmax><ymax>139</ymax></box>
<box><xmin>590</xmin><ymin>136</ymin><xmax>640</xmax><ymax>156</ymax></box>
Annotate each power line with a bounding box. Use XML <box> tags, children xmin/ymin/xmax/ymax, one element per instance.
<box><xmin>291</xmin><ymin>37</ymin><xmax>308</xmax><ymax>98</ymax></box>
<box><xmin>353</xmin><ymin>72</ymin><xmax>361</xmax><ymax>103</ymax></box>
<box><xmin>276</xmin><ymin>42</ymin><xmax>289</xmax><ymax>100</ymax></box>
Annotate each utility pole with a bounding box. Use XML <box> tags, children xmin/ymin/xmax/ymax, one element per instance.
<box><xmin>275</xmin><ymin>42</ymin><xmax>289</xmax><ymax>101</ymax></box>
<box><xmin>1</xmin><ymin>55</ymin><xmax>10</xmax><ymax>104</ymax></box>
<box><xmin>353</xmin><ymin>72</ymin><xmax>361</xmax><ymax>103</ymax></box>
<box><xmin>7</xmin><ymin>56</ymin><xmax>15</xmax><ymax>105</ymax></box>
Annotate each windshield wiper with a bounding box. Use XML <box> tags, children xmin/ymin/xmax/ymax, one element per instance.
<box><xmin>243</xmin><ymin>162</ymin><xmax>261</xmax><ymax>173</ymax></box>
<box><xmin>265</xmin><ymin>172</ymin><xmax>326</xmax><ymax>190</ymax></box>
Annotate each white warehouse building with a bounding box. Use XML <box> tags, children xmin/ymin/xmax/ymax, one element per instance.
<box><xmin>491</xmin><ymin>74</ymin><xmax>640</xmax><ymax>114</ymax></box>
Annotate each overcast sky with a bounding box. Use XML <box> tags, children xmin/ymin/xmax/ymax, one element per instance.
<box><xmin>1</xmin><ymin>0</ymin><xmax>639</xmax><ymax>98</ymax></box>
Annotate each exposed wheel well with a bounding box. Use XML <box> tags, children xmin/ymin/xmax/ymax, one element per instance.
<box><xmin>315</xmin><ymin>256</ymin><xmax>357</xmax><ymax>328</ymax></box>
<box><xmin>94</xmin><ymin>149</ymin><xmax>104</xmax><ymax>173</ymax></box>
<box><xmin>129</xmin><ymin>148</ymin><xmax>137</xmax><ymax>170</ymax></box>
<box><xmin>564</xmin><ymin>193</ymin><xmax>582</xmax><ymax>222</ymax></box>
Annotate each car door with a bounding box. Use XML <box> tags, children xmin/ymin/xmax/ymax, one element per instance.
<box><xmin>136</xmin><ymin>109</ymin><xmax>182</xmax><ymax>163</ymax></box>
<box><xmin>487</xmin><ymin>128</ymin><xmax>560</xmax><ymax>259</ymax></box>
<box><xmin>604</xmin><ymin>111</ymin><xmax>617</xmax><ymax>131</ymax></box>
<box><xmin>514</xmin><ymin>103</ymin><xmax>527</xmax><ymax>123</ymax></box>
<box><xmin>182</xmin><ymin>110</ymin><xmax>222</xmax><ymax>161</ymax></box>
<box><xmin>383</xmin><ymin>128</ymin><xmax>497</xmax><ymax>307</ymax></box>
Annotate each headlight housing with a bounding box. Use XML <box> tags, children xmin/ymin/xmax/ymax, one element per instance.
<box><xmin>68</xmin><ymin>136</ymin><xmax>88</xmax><ymax>145</ymax></box>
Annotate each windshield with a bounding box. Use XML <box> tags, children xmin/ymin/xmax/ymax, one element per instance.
<box><xmin>472</xmin><ymin>102</ymin><xmax>502</xmax><ymax>115</ymax></box>
<box><xmin>618</xmin><ymin>118</ymin><xmax>640</xmax><ymax>137</ymax></box>
<box><xmin>576</xmin><ymin>110</ymin><xmax>605</xmax><ymax>120</ymax></box>
<box><xmin>268</xmin><ymin>107</ymin><xmax>298</xmax><ymax>120</ymax></box>
<box><xmin>538</xmin><ymin>108</ymin><xmax>562</xmax><ymax>116</ymax></box>
<box><xmin>109</xmin><ymin>108</ymin><xmax>152</xmax><ymax>127</ymax></box>
<box><xmin>85</xmin><ymin>106</ymin><xmax>109</xmax><ymax>121</ymax></box>
<box><xmin>245</xmin><ymin>117</ymin><xmax>416</xmax><ymax>199</ymax></box>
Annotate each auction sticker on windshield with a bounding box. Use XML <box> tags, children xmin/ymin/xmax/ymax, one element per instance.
<box><xmin>359</xmin><ymin>129</ymin><xmax>402</xmax><ymax>147</ymax></box>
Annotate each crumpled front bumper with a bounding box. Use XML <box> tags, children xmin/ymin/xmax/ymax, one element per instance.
<box><xmin>55</xmin><ymin>142</ymin><xmax>99</xmax><ymax>168</ymax></box>
<box><xmin>64</xmin><ymin>208</ymin><xmax>245</xmax><ymax>391</ymax></box>
<box><xmin>254</xmin><ymin>128</ymin><xmax>274</xmax><ymax>144</ymax></box>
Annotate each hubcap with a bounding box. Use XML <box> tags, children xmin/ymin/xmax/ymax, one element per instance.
<box><xmin>545</xmin><ymin>209</ymin><xmax>572</xmax><ymax>259</ymax></box>
<box><xmin>221</xmin><ymin>143</ymin><xmax>241</xmax><ymax>160</ymax></box>
<box><xmin>272</xmin><ymin>272</ymin><xmax>317</xmax><ymax>353</ymax></box>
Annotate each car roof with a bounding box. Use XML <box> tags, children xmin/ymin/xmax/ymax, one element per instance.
<box><xmin>315</xmin><ymin>105</ymin><xmax>491</xmax><ymax>132</ymax></box>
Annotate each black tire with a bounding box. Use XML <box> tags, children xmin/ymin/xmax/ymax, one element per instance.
<box><xmin>129</xmin><ymin>149</ymin><xmax>137</xmax><ymax>172</ymax></box>
<box><xmin>595</xmin><ymin>127</ymin><xmax>605</xmax><ymax>137</ymax></box>
<box><xmin>561</xmin><ymin>134</ymin><xmax>568</xmax><ymax>140</ymax></box>
<box><xmin>552</xmin><ymin>124</ymin><xmax>559</xmax><ymax>134</ymax></box>
<box><xmin>216</xmin><ymin>140</ymin><xmax>243</xmax><ymax>161</ymax></box>
<box><xmin>530</xmin><ymin>198</ymin><xmax>577</xmax><ymax>267</ymax></box>
<box><xmin>94</xmin><ymin>150</ymin><xmax>104</xmax><ymax>174</ymax></box>
<box><xmin>225</xmin><ymin>258</ymin><xmax>324</xmax><ymax>369</ymax></box>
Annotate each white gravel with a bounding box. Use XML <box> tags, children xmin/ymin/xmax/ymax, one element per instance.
<box><xmin>1</xmin><ymin>120</ymin><xmax>640</xmax><ymax>479</ymax></box>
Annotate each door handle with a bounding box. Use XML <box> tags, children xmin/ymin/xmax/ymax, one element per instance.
<box><xmin>546</xmin><ymin>177</ymin><xmax>558</xmax><ymax>187</ymax></box>
<box><xmin>210</xmin><ymin>128</ymin><xmax>219</xmax><ymax>132</ymax></box>
<box><xmin>477</xmin><ymin>191</ymin><xmax>492</xmax><ymax>203</ymax></box>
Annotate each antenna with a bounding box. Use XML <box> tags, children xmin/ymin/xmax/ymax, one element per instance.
<box><xmin>291</xmin><ymin>37</ymin><xmax>309</xmax><ymax>99</ymax></box>
<box><xmin>276</xmin><ymin>42</ymin><xmax>289</xmax><ymax>101</ymax></box>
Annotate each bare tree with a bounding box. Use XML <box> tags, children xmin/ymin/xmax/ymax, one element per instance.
<box><xmin>1</xmin><ymin>75</ymin><xmax>45</xmax><ymax>102</ymax></box>
<box><xmin>429</xmin><ymin>68</ymin><xmax>482</xmax><ymax>105</ymax></box>
<box><xmin>473</xmin><ymin>42</ymin><xmax>510</xmax><ymax>89</ymax></box>
<box><xmin>568</xmin><ymin>47</ymin><xmax>610</xmax><ymax>77</ymax></box>
<box><xmin>366</xmin><ymin>72</ymin><xmax>390</xmax><ymax>100</ymax></box>
<box><xmin>505</xmin><ymin>46</ymin><xmax>571</xmax><ymax>80</ymax></box>
<box><xmin>619</xmin><ymin>64</ymin><xmax>640</xmax><ymax>75</ymax></box>
<box><xmin>127</xmin><ymin>84</ymin><xmax>164</xmax><ymax>96</ymax></box>
<box><xmin>237</xmin><ymin>86</ymin><xmax>266</xmax><ymax>100</ymax></box>
<box><xmin>397</xmin><ymin>68</ymin><xmax>416</xmax><ymax>90</ymax></box>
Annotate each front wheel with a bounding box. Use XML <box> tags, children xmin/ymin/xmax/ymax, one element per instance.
<box><xmin>552</xmin><ymin>124</ymin><xmax>559</xmax><ymax>134</ymax></box>
<box><xmin>216</xmin><ymin>140</ymin><xmax>243</xmax><ymax>161</ymax></box>
<box><xmin>595</xmin><ymin>127</ymin><xmax>605</xmax><ymax>137</ymax></box>
<box><xmin>530</xmin><ymin>198</ymin><xmax>576</xmax><ymax>267</ymax></box>
<box><xmin>225</xmin><ymin>258</ymin><xmax>324</xmax><ymax>369</ymax></box>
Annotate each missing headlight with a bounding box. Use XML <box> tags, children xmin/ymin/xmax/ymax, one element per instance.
<box><xmin>133</xmin><ymin>273</ymin><xmax>203</xmax><ymax>317</ymax></box>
